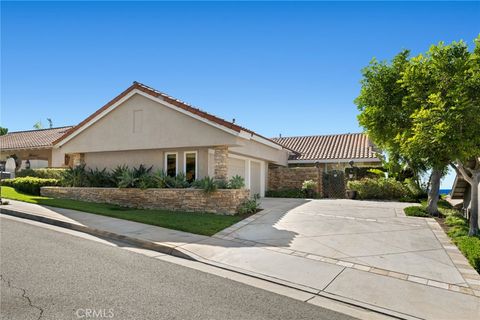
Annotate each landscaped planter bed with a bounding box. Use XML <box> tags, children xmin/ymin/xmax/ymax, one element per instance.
<box><xmin>41</xmin><ymin>187</ymin><xmax>250</xmax><ymax>215</ymax></box>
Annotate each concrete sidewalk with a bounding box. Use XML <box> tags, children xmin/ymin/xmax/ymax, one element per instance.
<box><xmin>1</xmin><ymin>199</ymin><xmax>479</xmax><ymax>320</ymax></box>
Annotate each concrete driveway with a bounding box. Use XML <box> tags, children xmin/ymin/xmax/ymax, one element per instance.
<box><xmin>228</xmin><ymin>199</ymin><xmax>465</xmax><ymax>284</ymax></box>
<box><xmin>202</xmin><ymin>198</ymin><xmax>480</xmax><ymax>319</ymax></box>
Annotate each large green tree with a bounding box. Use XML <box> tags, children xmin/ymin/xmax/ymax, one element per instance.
<box><xmin>356</xmin><ymin>37</ymin><xmax>480</xmax><ymax>229</ymax></box>
<box><xmin>400</xmin><ymin>39</ymin><xmax>480</xmax><ymax>234</ymax></box>
<box><xmin>0</xmin><ymin>127</ymin><xmax>7</xmax><ymax>135</ymax></box>
<box><xmin>355</xmin><ymin>50</ymin><xmax>436</xmax><ymax>211</ymax></box>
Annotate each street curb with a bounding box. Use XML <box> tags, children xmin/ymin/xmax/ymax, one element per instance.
<box><xmin>0</xmin><ymin>206</ymin><xmax>418</xmax><ymax>320</ymax></box>
<box><xmin>0</xmin><ymin>207</ymin><xmax>195</xmax><ymax>261</ymax></box>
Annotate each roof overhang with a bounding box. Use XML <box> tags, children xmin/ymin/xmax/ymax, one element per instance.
<box><xmin>287</xmin><ymin>158</ymin><xmax>382</xmax><ymax>164</ymax></box>
<box><xmin>0</xmin><ymin>146</ymin><xmax>52</xmax><ymax>152</ymax></box>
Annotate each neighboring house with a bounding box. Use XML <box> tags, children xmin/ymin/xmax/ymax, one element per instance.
<box><xmin>0</xmin><ymin>82</ymin><xmax>381</xmax><ymax>197</ymax></box>
<box><xmin>272</xmin><ymin>133</ymin><xmax>381</xmax><ymax>170</ymax></box>
<box><xmin>267</xmin><ymin>133</ymin><xmax>381</xmax><ymax>193</ymax></box>
<box><xmin>0</xmin><ymin>126</ymin><xmax>73</xmax><ymax>170</ymax></box>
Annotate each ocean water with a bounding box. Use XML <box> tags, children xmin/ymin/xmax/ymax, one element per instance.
<box><xmin>439</xmin><ymin>189</ymin><xmax>451</xmax><ymax>195</ymax></box>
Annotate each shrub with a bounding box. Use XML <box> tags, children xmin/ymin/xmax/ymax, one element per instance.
<box><xmin>117</xmin><ymin>169</ymin><xmax>138</xmax><ymax>188</ymax></box>
<box><xmin>238</xmin><ymin>194</ymin><xmax>260</xmax><ymax>215</ymax></box>
<box><xmin>61</xmin><ymin>165</ymin><xmax>88</xmax><ymax>187</ymax></box>
<box><xmin>345</xmin><ymin>166</ymin><xmax>386</xmax><ymax>180</ymax></box>
<box><xmin>1</xmin><ymin>177</ymin><xmax>60</xmax><ymax>195</ymax></box>
<box><xmin>454</xmin><ymin>236</ymin><xmax>480</xmax><ymax>272</ymax></box>
<box><xmin>367</xmin><ymin>168</ymin><xmax>386</xmax><ymax>178</ymax></box>
<box><xmin>86</xmin><ymin>168</ymin><xmax>115</xmax><ymax>187</ymax></box>
<box><xmin>265</xmin><ymin>188</ymin><xmax>305</xmax><ymax>198</ymax></box>
<box><xmin>114</xmin><ymin>165</ymin><xmax>155</xmax><ymax>189</ymax></box>
<box><xmin>17</xmin><ymin>168</ymin><xmax>66</xmax><ymax>179</ymax></box>
<box><xmin>228</xmin><ymin>175</ymin><xmax>245</xmax><ymax>189</ymax></box>
<box><xmin>193</xmin><ymin>176</ymin><xmax>218</xmax><ymax>194</ymax></box>
<box><xmin>445</xmin><ymin>214</ymin><xmax>468</xmax><ymax>227</ymax></box>
<box><xmin>403</xmin><ymin>178</ymin><xmax>428</xmax><ymax>202</ymax></box>
<box><xmin>215</xmin><ymin>179</ymin><xmax>229</xmax><ymax>189</ymax></box>
<box><xmin>448</xmin><ymin>226</ymin><xmax>469</xmax><ymax>238</ymax></box>
<box><xmin>347</xmin><ymin>178</ymin><xmax>409</xmax><ymax>200</ymax></box>
<box><xmin>404</xmin><ymin>206</ymin><xmax>430</xmax><ymax>217</ymax></box>
<box><xmin>111</xmin><ymin>165</ymin><xmax>130</xmax><ymax>186</ymax></box>
<box><xmin>163</xmin><ymin>172</ymin><xmax>190</xmax><ymax>188</ymax></box>
<box><xmin>151</xmin><ymin>170</ymin><xmax>168</xmax><ymax>188</ymax></box>
<box><xmin>301</xmin><ymin>180</ymin><xmax>316</xmax><ymax>191</ymax></box>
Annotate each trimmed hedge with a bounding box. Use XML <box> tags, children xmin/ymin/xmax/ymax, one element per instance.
<box><xmin>454</xmin><ymin>236</ymin><xmax>480</xmax><ymax>272</ymax></box>
<box><xmin>1</xmin><ymin>177</ymin><xmax>60</xmax><ymax>195</ymax></box>
<box><xmin>16</xmin><ymin>168</ymin><xmax>66</xmax><ymax>180</ymax></box>
<box><xmin>404</xmin><ymin>206</ymin><xmax>429</xmax><ymax>217</ymax></box>
<box><xmin>347</xmin><ymin>178</ymin><xmax>408</xmax><ymax>200</ymax></box>
<box><xmin>266</xmin><ymin>189</ymin><xmax>305</xmax><ymax>198</ymax></box>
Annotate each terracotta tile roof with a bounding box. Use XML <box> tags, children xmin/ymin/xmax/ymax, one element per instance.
<box><xmin>54</xmin><ymin>81</ymin><xmax>285</xmax><ymax>149</ymax></box>
<box><xmin>272</xmin><ymin>133</ymin><xmax>380</xmax><ymax>162</ymax></box>
<box><xmin>0</xmin><ymin>126</ymin><xmax>73</xmax><ymax>151</ymax></box>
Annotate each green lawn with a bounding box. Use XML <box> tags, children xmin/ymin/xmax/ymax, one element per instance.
<box><xmin>0</xmin><ymin>186</ymin><xmax>244</xmax><ymax>236</ymax></box>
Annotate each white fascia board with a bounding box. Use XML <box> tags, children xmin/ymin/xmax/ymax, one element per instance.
<box><xmin>250</xmin><ymin>134</ymin><xmax>284</xmax><ymax>150</ymax></box>
<box><xmin>288</xmin><ymin>158</ymin><xmax>382</xmax><ymax>164</ymax></box>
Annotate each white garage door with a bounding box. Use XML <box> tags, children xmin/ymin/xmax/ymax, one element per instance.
<box><xmin>227</xmin><ymin>157</ymin><xmax>246</xmax><ymax>179</ymax></box>
<box><xmin>250</xmin><ymin>161</ymin><xmax>261</xmax><ymax>196</ymax></box>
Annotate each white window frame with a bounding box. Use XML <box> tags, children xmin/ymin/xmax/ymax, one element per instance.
<box><xmin>164</xmin><ymin>152</ymin><xmax>178</xmax><ymax>176</ymax></box>
<box><xmin>183</xmin><ymin>151</ymin><xmax>198</xmax><ymax>180</ymax></box>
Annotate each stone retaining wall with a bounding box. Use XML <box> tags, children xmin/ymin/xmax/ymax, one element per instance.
<box><xmin>268</xmin><ymin>166</ymin><xmax>323</xmax><ymax>194</ymax></box>
<box><xmin>41</xmin><ymin>187</ymin><xmax>250</xmax><ymax>215</ymax></box>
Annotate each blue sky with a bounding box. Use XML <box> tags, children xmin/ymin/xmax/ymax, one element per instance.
<box><xmin>1</xmin><ymin>1</ymin><xmax>479</xmax><ymax>187</ymax></box>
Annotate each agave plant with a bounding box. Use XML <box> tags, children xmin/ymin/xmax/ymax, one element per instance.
<box><xmin>228</xmin><ymin>175</ymin><xmax>245</xmax><ymax>189</ymax></box>
<box><xmin>61</xmin><ymin>164</ymin><xmax>88</xmax><ymax>187</ymax></box>
<box><xmin>117</xmin><ymin>169</ymin><xmax>138</xmax><ymax>188</ymax></box>
<box><xmin>193</xmin><ymin>176</ymin><xmax>218</xmax><ymax>194</ymax></box>
<box><xmin>151</xmin><ymin>170</ymin><xmax>168</xmax><ymax>188</ymax></box>
<box><xmin>111</xmin><ymin>165</ymin><xmax>130</xmax><ymax>186</ymax></box>
<box><xmin>133</xmin><ymin>164</ymin><xmax>153</xmax><ymax>178</ymax></box>
<box><xmin>86</xmin><ymin>168</ymin><xmax>115</xmax><ymax>187</ymax></box>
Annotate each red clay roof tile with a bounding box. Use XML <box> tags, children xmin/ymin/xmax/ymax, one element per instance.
<box><xmin>0</xmin><ymin>126</ymin><xmax>73</xmax><ymax>150</ymax></box>
<box><xmin>272</xmin><ymin>133</ymin><xmax>380</xmax><ymax>161</ymax></box>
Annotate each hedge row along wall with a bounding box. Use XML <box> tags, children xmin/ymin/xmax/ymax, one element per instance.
<box><xmin>41</xmin><ymin>187</ymin><xmax>250</xmax><ymax>215</ymax></box>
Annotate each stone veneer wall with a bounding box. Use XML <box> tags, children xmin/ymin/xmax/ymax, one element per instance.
<box><xmin>213</xmin><ymin>146</ymin><xmax>228</xmax><ymax>181</ymax></box>
<box><xmin>41</xmin><ymin>187</ymin><xmax>250</xmax><ymax>215</ymax></box>
<box><xmin>268</xmin><ymin>166</ymin><xmax>323</xmax><ymax>194</ymax></box>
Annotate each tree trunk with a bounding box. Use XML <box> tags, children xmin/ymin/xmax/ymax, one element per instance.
<box><xmin>469</xmin><ymin>171</ymin><xmax>479</xmax><ymax>236</ymax></box>
<box><xmin>427</xmin><ymin>168</ymin><xmax>442</xmax><ymax>216</ymax></box>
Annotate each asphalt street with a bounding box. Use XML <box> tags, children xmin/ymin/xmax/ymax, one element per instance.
<box><xmin>0</xmin><ymin>216</ymin><xmax>357</xmax><ymax>320</ymax></box>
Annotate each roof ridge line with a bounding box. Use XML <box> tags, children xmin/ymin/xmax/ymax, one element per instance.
<box><xmin>272</xmin><ymin>132</ymin><xmax>366</xmax><ymax>139</ymax></box>
<box><xmin>5</xmin><ymin>126</ymin><xmax>74</xmax><ymax>134</ymax></box>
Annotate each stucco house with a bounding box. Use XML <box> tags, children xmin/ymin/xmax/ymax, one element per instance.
<box><xmin>1</xmin><ymin>82</ymin><xmax>381</xmax><ymax>197</ymax></box>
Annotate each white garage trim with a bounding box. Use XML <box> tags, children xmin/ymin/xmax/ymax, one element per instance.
<box><xmin>260</xmin><ymin>160</ymin><xmax>265</xmax><ymax>197</ymax></box>
<box><xmin>228</xmin><ymin>153</ymin><xmax>265</xmax><ymax>197</ymax></box>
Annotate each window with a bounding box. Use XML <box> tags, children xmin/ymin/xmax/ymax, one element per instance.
<box><xmin>165</xmin><ymin>153</ymin><xmax>177</xmax><ymax>177</ymax></box>
<box><xmin>184</xmin><ymin>151</ymin><xmax>197</xmax><ymax>183</ymax></box>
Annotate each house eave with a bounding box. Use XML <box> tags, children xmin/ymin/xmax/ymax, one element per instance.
<box><xmin>287</xmin><ymin>158</ymin><xmax>382</xmax><ymax>164</ymax></box>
